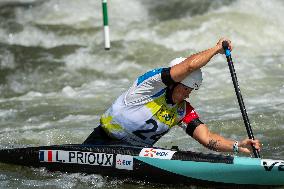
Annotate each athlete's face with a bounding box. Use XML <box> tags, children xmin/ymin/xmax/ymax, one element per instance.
<box><xmin>172</xmin><ymin>83</ymin><xmax>193</xmax><ymax>104</ymax></box>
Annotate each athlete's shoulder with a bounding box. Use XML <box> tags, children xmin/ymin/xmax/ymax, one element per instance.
<box><xmin>124</xmin><ymin>68</ymin><xmax>170</xmax><ymax>106</ymax></box>
<box><xmin>185</xmin><ymin>101</ymin><xmax>195</xmax><ymax>112</ymax></box>
<box><xmin>137</xmin><ymin>68</ymin><xmax>164</xmax><ymax>85</ymax></box>
<box><xmin>182</xmin><ymin>101</ymin><xmax>199</xmax><ymax>124</ymax></box>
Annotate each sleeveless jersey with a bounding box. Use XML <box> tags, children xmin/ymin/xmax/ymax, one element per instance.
<box><xmin>100</xmin><ymin>68</ymin><xmax>200</xmax><ymax>146</ymax></box>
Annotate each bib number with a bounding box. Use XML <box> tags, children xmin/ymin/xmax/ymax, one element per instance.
<box><xmin>133</xmin><ymin>119</ymin><xmax>169</xmax><ymax>143</ymax></box>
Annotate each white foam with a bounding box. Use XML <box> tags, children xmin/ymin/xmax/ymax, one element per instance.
<box><xmin>0</xmin><ymin>122</ymin><xmax>53</xmax><ymax>133</ymax></box>
<box><xmin>9</xmin><ymin>91</ymin><xmax>44</xmax><ymax>101</ymax></box>
<box><xmin>109</xmin><ymin>0</ymin><xmax>149</xmax><ymax>28</ymax></box>
<box><xmin>4</xmin><ymin>0</ymin><xmax>149</xmax><ymax>48</ymax></box>
<box><xmin>24</xmin><ymin>91</ymin><xmax>43</xmax><ymax>98</ymax></box>
<box><xmin>0</xmin><ymin>0</ymin><xmax>36</xmax><ymax>3</ymax></box>
<box><xmin>281</xmin><ymin>86</ymin><xmax>284</xmax><ymax>94</ymax></box>
<box><xmin>15</xmin><ymin>0</ymin><xmax>101</xmax><ymax>28</ymax></box>
<box><xmin>1</xmin><ymin>0</ymin><xmax>284</xmax><ymax>55</ymax></box>
<box><xmin>63</xmin><ymin>47</ymin><xmax>142</xmax><ymax>73</ymax></box>
<box><xmin>121</xmin><ymin>0</ymin><xmax>284</xmax><ymax>56</ymax></box>
<box><xmin>0</xmin><ymin>50</ymin><xmax>15</xmax><ymax>69</ymax></box>
<box><xmin>8</xmin><ymin>80</ymin><xmax>27</xmax><ymax>94</ymax></box>
<box><xmin>61</xmin><ymin>86</ymin><xmax>77</xmax><ymax>98</ymax></box>
<box><xmin>60</xmin><ymin>83</ymin><xmax>102</xmax><ymax>99</ymax></box>
<box><xmin>58</xmin><ymin>115</ymin><xmax>98</xmax><ymax>123</ymax></box>
<box><xmin>0</xmin><ymin>26</ymin><xmax>92</xmax><ymax>48</ymax></box>
<box><xmin>1</xmin><ymin>0</ymin><xmax>148</xmax><ymax>48</ymax></box>
<box><xmin>0</xmin><ymin>109</ymin><xmax>17</xmax><ymax>119</ymax></box>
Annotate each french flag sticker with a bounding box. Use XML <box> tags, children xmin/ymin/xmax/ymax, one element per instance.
<box><xmin>48</xmin><ymin>150</ymin><xmax>52</xmax><ymax>161</ymax></box>
<box><xmin>39</xmin><ymin>150</ymin><xmax>53</xmax><ymax>162</ymax></box>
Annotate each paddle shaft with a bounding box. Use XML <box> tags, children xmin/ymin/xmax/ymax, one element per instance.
<box><xmin>222</xmin><ymin>41</ymin><xmax>260</xmax><ymax>158</ymax></box>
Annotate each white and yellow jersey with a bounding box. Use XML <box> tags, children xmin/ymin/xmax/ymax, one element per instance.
<box><xmin>100</xmin><ymin>68</ymin><xmax>200</xmax><ymax>146</ymax></box>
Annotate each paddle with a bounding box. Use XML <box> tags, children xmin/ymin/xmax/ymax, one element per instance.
<box><xmin>222</xmin><ymin>41</ymin><xmax>260</xmax><ymax>158</ymax></box>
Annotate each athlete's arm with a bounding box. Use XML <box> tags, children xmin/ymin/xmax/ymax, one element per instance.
<box><xmin>170</xmin><ymin>38</ymin><xmax>232</xmax><ymax>83</ymax></box>
<box><xmin>192</xmin><ymin>124</ymin><xmax>261</xmax><ymax>154</ymax></box>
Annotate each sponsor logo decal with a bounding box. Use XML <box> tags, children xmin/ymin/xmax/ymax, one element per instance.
<box><xmin>144</xmin><ymin>148</ymin><xmax>156</xmax><ymax>157</ymax></box>
<box><xmin>139</xmin><ymin>148</ymin><xmax>176</xmax><ymax>159</ymax></box>
<box><xmin>177</xmin><ymin>106</ymin><xmax>185</xmax><ymax>116</ymax></box>
<box><xmin>39</xmin><ymin>150</ymin><xmax>113</xmax><ymax>166</ymax></box>
<box><xmin>261</xmin><ymin>159</ymin><xmax>284</xmax><ymax>171</ymax></box>
<box><xmin>115</xmin><ymin>154</ymin><xmax>133</xmax><ymax>170</ymax></box>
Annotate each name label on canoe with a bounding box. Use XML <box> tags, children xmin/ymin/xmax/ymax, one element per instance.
<box><xmin>39</xmin><ymin>150</ymin><xmax>113</xmax><ymax>166</ymax></box>
<box><xmin>261</xmin><ymin>159</ymin><xmax>284</xmax><ymax>171</ymax></box>
<box><xmin>139</xmin><ymin>148</ymin><xmax>176</xmax><ymax>159</ymax></box>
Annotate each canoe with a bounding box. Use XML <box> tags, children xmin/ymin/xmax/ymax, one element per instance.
<box><xmin>0</xmin><ymin>144</ymin><xmax>283</xmax><ymax>187</ymax></box>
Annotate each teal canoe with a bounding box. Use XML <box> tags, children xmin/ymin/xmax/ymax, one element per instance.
<box><xmin>0</xmin><ymin>144</ymin><xmax>283</xmax><ymax>187</ymax></box>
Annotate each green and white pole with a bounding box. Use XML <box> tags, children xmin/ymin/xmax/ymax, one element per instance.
<box><xmin>102</xmin><ymin>0</ymin><xmax>110</xmax><ymax>50</ymax></box>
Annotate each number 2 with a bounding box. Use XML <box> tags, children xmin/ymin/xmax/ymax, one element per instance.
<box><xmin>133</xmin><ymin>119</ymin><xmax>168</xmax><ymax>142</ymax></box>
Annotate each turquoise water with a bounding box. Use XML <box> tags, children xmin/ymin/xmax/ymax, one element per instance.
<box><xmin>0</xmin><ymin>0</ymin><xmax>284</xmax><ymax>188</ymax></box>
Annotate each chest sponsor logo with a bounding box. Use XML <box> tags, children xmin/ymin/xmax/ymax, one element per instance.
<box><xmin>261</xmin><ymin>159</ymin><xmax>284</xmax><ymax>171</ymax></box>
<box><xmin>39</xmin><ymin>150</ymin><xmax>113</xmax><ymax>166</ymax></box>
<box><xmin>177</xmin><ymin>106</ymin><xmax>185</xmax><ymax>116</ymax></box>
<box><xmin>139</xmin><ymin>148</ymin><xmax>176</xmax><ymax>159</ymax></box>
<box><xmin>115</xmin><ymin>154</ymin><xmax>133</xmax><ymax>170</ymax></box>
<box><xmin>156</xmin><ymin>106</ymin><xmax>176</xmax><ymax>125</ymax></box>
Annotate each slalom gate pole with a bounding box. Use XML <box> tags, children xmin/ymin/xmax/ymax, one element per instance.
<box><xmin>102</xmin><ymin>0</ymin><xmax>110</xmax><ymax>50</ymax></box>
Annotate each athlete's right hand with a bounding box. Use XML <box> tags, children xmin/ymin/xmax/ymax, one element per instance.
<box><xmin>239</xmin><ymin>138</ymin><xmax>261</xmax><ymax>154</ymax></box>
<box><xmin>215</xmin><ymin>38</ymin><xmax>233</xmax><ymax>55</ymax></box>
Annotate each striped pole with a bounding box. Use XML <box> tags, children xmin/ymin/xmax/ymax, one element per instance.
<box><xmin>102</xmin><ymin>0</ymin><xmax>110</xmax><ymax>50</ymax></box>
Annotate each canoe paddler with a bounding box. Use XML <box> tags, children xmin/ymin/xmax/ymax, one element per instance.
<box><xmin>83</xmin><ymin>38</ymin><xmax>261</xmax><ymax>155</ymax></box>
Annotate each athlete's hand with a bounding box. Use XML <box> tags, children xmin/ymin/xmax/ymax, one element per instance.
<box><xmin>239</xmin><ymin>138</ymin><xmax>261</xmax><ymax>154</ymax></box>
<box><xmin>215</xmin><ymin>38</ymin><xmax>233</xmax><ymax>54</ymax></box>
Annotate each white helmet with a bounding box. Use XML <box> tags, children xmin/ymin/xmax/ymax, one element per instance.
<box><xmin>169</xmin><ymin>57</ymin><xmax>203</xmax><ymax>90</ymax></box>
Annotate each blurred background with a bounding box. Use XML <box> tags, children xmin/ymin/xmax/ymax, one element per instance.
<box><xmin>0</xmin><ymin>0</ymin><xmax>283</xmax><ymax>188</ymax></box>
